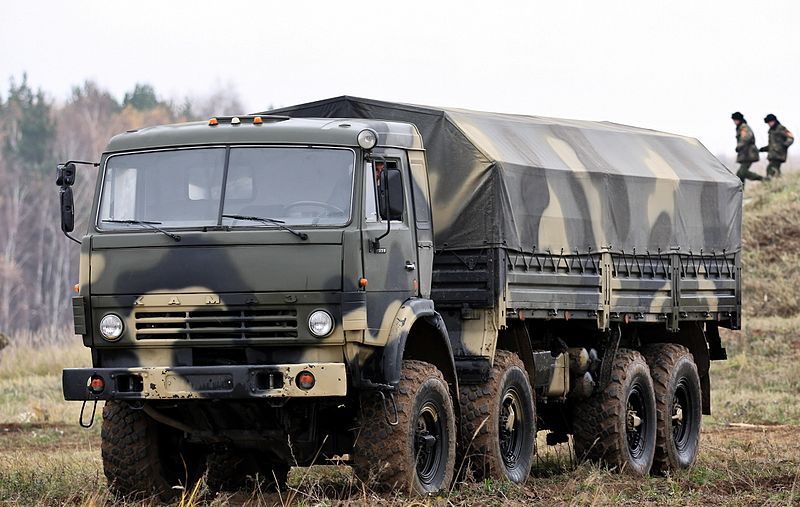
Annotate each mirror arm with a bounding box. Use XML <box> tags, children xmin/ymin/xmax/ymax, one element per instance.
<box><xmin>64</xmin><ymin>160</ymin><xmax>99</xmax><ymax>167</ymax></box>
<box><xmin>371</xmin><ymin>185</ymin><xmax>392</xmax><ymax>252</ymax></box>
<box><xmin>63</xmin><ymin>232</ymin><xmax>82</xmax><ymax>245</ymax></box>
<box><xmin>372</xmin><ymin>210</ymin><xmax>392</xmax><ymax>252</ymax></box>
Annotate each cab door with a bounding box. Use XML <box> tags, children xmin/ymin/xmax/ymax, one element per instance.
<box><xmin>362</xmin><ymin>149</ymin><xmax>417</xmax><ymax>343</ymax></box>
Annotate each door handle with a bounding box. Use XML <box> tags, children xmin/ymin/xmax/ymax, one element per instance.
<box><xmin>405</xmin><ymin>261</ymin><xmax>416</xmax><ymax>271</ymax></box>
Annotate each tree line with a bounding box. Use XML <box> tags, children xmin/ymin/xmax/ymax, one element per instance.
<box><xmin>0</xmin><ymin>75</ymin><xmax>245</xmax><ymax>335</ymax></box>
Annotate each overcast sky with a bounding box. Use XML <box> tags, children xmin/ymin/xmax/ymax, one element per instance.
<box><xmin>3</xmin><ymin>0</ymin><xmax>799</xmax><ymax>157</ymax></box>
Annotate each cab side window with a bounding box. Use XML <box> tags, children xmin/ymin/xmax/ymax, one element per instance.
<box><xmin>366</xmin><ymin>159</ymin><xmax>404</xmax><ymax>222</ymax></box>
<box><xmin>375</xmin><ymin>160</ymin><xmax>403</xmax><ymax>221</ymax></box>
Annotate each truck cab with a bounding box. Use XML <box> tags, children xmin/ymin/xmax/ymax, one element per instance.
<box><xmin>62</xmin><ymin>115</ymin><xmax>457</xmax><ymax>496</ymax></box>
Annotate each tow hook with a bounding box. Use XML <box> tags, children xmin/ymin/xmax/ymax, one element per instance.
<box><xmin>79</xmin><ymin>398</ymin><xmax>98</xmax><ymax>428</ymax></box>
<box><xmin>379</xmin><ymin>390</ymin><xmax>399</xmax><ymax>426</ymax></box>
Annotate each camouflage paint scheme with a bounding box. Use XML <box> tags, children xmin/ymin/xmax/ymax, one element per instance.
<box><xmin>63</xmin><ymin>116</ymin><xmax>440</xmax><ymax>404</ymax></box>
<box><xmin>62</xmin><ymin>101</ymin><xmax>738</xmax><ymax>463</ymax></box>
<box><xmin>267</xmin><ymin>97</ymin><xmax>742</xmax><ymax>255</ymax></box>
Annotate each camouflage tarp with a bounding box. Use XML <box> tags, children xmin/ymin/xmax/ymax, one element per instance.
<box><xmin>266</xmin><ymin>97</ymin><xmax>742</xmax><ymax>255</ymax></box>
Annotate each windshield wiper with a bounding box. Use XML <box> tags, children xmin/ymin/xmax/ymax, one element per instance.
<box><xmin>222</xmin><ymin>214</ymin><xmax>308</xmax><ymax>240</ymax></box>
<box><xmin>102</xmin><ymin>219</ymin><xmax>181</xmax><ymax>242</ymax></box>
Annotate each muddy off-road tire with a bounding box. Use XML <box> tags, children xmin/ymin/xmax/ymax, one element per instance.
<box><xmin>642</xmin><ymin>344</ymin><xmax>702</xmax><ymax>474</ymax></box>
<box><xmin>572</xmin><ymin>348</ymin><xmax>657</xmax><ymax>476</ymax></box>
<box><xmin>101</xmin><ymin>401</ymin><xmax>204</xmax><ymax>500</ymax></box>
<box><xmin>354</xmin><ymin>360</ymin><xmax>456</xmax><ymax>495</ymax></box>
<box><xmin>459</xmin><ymin>350</ymin><xmax>535</xmax><ymax>484</ymax></box>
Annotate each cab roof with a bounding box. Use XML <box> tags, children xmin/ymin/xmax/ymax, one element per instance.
<box><xmin>104</xmin><ymin>116</ymin><xmax>423</xmax><ymax>153</ymax></box>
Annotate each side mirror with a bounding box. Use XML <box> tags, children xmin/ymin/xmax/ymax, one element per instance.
<box><xmin>56</xmin><ymin>163</ymin><xmax>76</xmax><ymax>187</ymax></box>
<box><xmin>60</xmin><ymin>187</ymin><xmax>75</xmax><ymax>233</ymax></box>
<box><xmin>379</xmin><ymin>169</ymin><xmax>404</xmax><ymax>221</ymax></box>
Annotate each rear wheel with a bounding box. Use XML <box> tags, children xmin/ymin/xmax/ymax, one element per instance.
<box><xmin>642</xmin><ymin>344</ymin><xmax>702</xmax><ymax>474</ymax></box>
<box><xmin>572</xmin><ymin>348</ymin><xmax>657</xmax><ymax>476</ymax></box>
<box><xmin>459</xmin><ymin>350</ymin><xmax>536</xmax><ymax>483</ymax></box>
<box><xmin>353</xmin><ymin>360</ymin><xmax>456</xmax><ymax>495</ymax></box>
<box><xmin>101</xmin><ymin>401</ymin><xmax>205</xmax><ymax>500</ymax></box>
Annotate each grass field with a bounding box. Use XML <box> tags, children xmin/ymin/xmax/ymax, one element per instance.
<box><xmin>1</xmin><ymin>176</ymin><xmax>799</xmax><ymax>505</ymax></box>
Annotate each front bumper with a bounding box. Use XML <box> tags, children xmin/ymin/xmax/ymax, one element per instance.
<box><xmin>62</xmin><ymin>363</ymin><xmax>347</xmax><ymax>401</ymax></box>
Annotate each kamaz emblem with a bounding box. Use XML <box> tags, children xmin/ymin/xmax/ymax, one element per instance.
<box><xmin>205</xmin><ymin>295</ymin><xmax>220</xmax><ymax>305</ymax></box>
<box><xmin>168</xmin><ymin>297</ymin><xmax>181</xmax><ymax>305</ymax></box>
<box><xmin>134</xmin><ymin>296</ymin><xmax>144</xmax><ymax>306</ymax></box>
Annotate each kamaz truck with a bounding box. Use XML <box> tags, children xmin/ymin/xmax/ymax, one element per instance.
<box><xmin>60</xmin><ymin>97</ymin><xmax>741</xmax><ymax>498</ymax></box>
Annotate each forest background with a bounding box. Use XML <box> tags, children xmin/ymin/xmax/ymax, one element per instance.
<box><xmin>0</xmin><ymin>76</ymin><xmax>246</xmax><ymax>335</ymax></box>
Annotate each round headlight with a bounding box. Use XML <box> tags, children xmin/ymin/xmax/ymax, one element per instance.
<box><xmin>308</xmin><ymin>310</ymin><xmax>334</xmax><ymax>337</ymax></box>
<box><xmin>99</xmin><ymin>314</ymin><xmax>124</xmax><ymax>341</ymax></box>
<box><xmin>357</xmin><ymin>129</ymin><xmax>378</xmax><ymax>150</ymax></box>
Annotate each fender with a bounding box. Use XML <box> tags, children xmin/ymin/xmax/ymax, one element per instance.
<box><xmin>379</xmin><ymin>298</ymin><xmax>458</xmax><ymax>393</ymax></box>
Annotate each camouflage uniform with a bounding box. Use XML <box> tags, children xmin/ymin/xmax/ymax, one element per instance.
<box><xmin>760</xmin><ymin>122</ymin><xmax>794</xmax><ymax>177</ymax></box>
<box><xmin>734</xmin><ymin>122</ymin><xmax>763</xmax><ymax>184</ymax></box>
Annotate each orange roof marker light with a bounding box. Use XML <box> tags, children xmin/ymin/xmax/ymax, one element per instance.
<box><xmin>253</xmin><ymin>116</ymin><xmax>263</xmax><ymax>125</ymax></box>
<box><xmin>208</xmin><ymin>117</ymin><xmax>219</xmax><ymax>126</ymax></box>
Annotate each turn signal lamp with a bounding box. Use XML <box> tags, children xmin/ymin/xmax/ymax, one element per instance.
<box><xmin>88</xmin><ymin>375</ymin><xmax>105</xmax><ymax>394</ymax></box>
<box><xmin>73</xmin><ymin>283</ymin><xmax>80</xmax><ymax>294</ymax></box>
<box><xmin>296</xmin><ymin>371</ymin><xmax>315</xmax><ymax>390</ymax></box>
<box><xmin>359</xmin><ymin>277</ymin><xmax>368</xmax><ymax>288</ymax></box>
<box><xmin>208</xmin><ymin>117</ymin><xmax>219</xmax><ymax>126</ymax></box>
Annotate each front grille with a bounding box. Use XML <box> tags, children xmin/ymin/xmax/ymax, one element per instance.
<box><xmin>135</xmin><ymin>309</ymin><xmax>298</xmax><ymax>340</ymax></box>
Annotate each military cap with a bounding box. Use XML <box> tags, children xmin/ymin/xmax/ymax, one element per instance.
<box><xmin>731</xmin><ymin>112</ymin><xmax>744</xmax><ymax>121</ymax></box>
<box><xmin>764</xmin><ymin>113</ymin><xmax>778</xmax><ymax>123</ymax></box>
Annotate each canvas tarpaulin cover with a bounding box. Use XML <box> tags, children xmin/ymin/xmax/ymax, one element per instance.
<box><xmin>267</xmin><ymin>97</ymin><xmax>742</xmax><ymax>255</ymax></box>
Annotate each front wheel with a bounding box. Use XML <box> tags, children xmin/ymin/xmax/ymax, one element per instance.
<box><xmin>353</xmin><ymin>360</ymin><xmax>456</xmax><ymax>495</ymax></box>
<box><xmin>642</xmin><ymin>344</ymin><xmax>702</xmax><ymax>474</ymax></box>
<box><xmin>572</xmin><ymin>348</ymin><xmax>657</xmax><ymax>476</ymax></box>
<box><xmin>101</xmin><ymin>401</ymin><xmax>205</xmax><ymax>500</ymax></box>
<box><xmin>460</xmin><ymin>350</ymin><xmax>536</xmax><ymax>483</ymax></box>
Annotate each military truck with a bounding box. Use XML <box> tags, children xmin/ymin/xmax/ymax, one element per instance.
<box><xmin>60</xmin><ymin>96</ymin><xmax>741</xmax><ymax>498</ymax></box>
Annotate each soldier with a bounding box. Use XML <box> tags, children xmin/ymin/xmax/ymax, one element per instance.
<box><xmin>760</xmin><ymin>114</ymin><xmax>794</xmax><ymax>178</ymax></box>
<box><xmin>731</xmin><ymin>112</ymin><xmax>764</xmax><ymax>184</ymax></box>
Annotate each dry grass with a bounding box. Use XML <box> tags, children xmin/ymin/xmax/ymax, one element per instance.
<box><xmin>0</xmin><ymin>421</ymin><xmax>797</xmax><ymax>506</ymax></box>
<box><xmin>742</xmin><ymin>172</ymin><xmax>800</xmax><ymax>318</ymax></box>
<box><xmin>0</xmin><ymin>330</ymin><xmax>90</xmax><ymax>425</ymax></box>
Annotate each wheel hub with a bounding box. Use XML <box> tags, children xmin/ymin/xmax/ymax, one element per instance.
<box><xmin>627</xmin><ymin>409</ymin><xmax>642</xmax><ymax>430</ymax></box>
<box><xmin>625</xmin><ymin>383</ymin><xmax>648</xmax><ymax>460</ymax></box>
<box><xmin>414</xmin><ymin>402</ymin><xmax>444</xmax><ymax>485</ymax></box>
<box><xmin>672</xmin><ymin>404</ymin><xmax>684</xmax><ymax>423</ymax></box>
<box><xmin>499</xmin><ymin>388</ymin><xmax>525</xmax><ymax>469</ymax></box>
<box><xmin>672</xmin><ymin>379</ymin><xmax>692</xmax><ymax>449</ymax></box>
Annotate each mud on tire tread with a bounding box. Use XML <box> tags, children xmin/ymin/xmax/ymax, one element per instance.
<box><xmin>572</xmin><ymin>348</ymin><xmax>656</xmax><ymax>476</ymax></box>
<box><xmin>459</xmin><ymin>350</ymin><xmax>535</xmax><ymax>483</ymax></box>
<box><xmin>101</xmin><ymin>401</ymin><xmax>173</xmax><ymax>500</ymax></box>
<box><xmin>641</xmin><ymin>343</ymin><xmax>702</xmax><ymax>474</ymax></box>
<box><xmin>353</xmin><ymin>360</ymin><xmax>456</xmax><ymax>495</ymax></box>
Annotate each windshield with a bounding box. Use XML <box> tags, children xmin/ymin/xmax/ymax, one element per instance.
<box><xmin>98</xmin><ymin>147</ymin><xmax>356</xmax><ymax>230</ymax></box>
